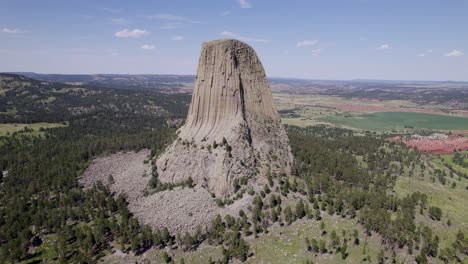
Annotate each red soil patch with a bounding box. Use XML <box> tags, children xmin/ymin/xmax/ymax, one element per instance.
<box><xmin>332</xmin><ymin>104</ymin><xmax>438</xmax><ymax>114</ymax></box>
<box><xmin>390</xmin><ymin>136</ymin><xmax>468</xmax><ymax>154</ymax></box>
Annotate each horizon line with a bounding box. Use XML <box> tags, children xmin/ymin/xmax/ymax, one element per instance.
<box><xmin>2</xmin><ymin>71</ymin><xmax>468</xmax><ymax>83</ymax></box>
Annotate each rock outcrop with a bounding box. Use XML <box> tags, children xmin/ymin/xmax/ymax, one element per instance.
<box><xmin>157</xmin><ymin>39</ymin><xmax>293</xmax><ymax>197</ymax></box>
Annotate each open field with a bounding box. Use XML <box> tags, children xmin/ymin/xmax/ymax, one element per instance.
<box><xmin>0</xmin><ymin>122</ymin><xmax>66</xmax><ymax>136</ymax></box>
<box><xmin>321</xmin><ymin>112</ymin><xmax>468</xmax><ymax>131</ymax></box>
<box><xmin>273</xmin><ymin>93</ymin><xmax>459</xmax><ymax>115</ymax></box>
<box><xmin>274</xmin><ymin>93</ymin><xmax>468</xmax><ymax>132</ymax></box>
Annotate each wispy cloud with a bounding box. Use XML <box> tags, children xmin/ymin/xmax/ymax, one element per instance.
<box><xmin>220</xmin><ymin>31</ymin><xmax>236</xmax><ymax>37</ymax></box>
<box><xmin>311</xmin><ymin>48</ymin><xmax>322</xmax><ymax>56</ymax></box>
<box><xmin>296</xmin><ymin>40</ymin><xmax>318</xmax><ymax>47</ymax></box>
<box><xmin>143</xmin><ymin>13</ymin><xmax>201</xmax><ymax>29</ymax></box>
<box><xmin>238</xmin><ymin>0</ymin><xmax>252</xmax><ymax>8</ymax></box>
<box><xmin>141</xmin><ymin>44</ymin><xmax>155</xmax><ymax>50</ymax></box>
<box><xmin>70</xmin><ymin>48</ymin><xmax>92</xmax><ymax>53</ymax></box>
<box><xmin>105</xmin><ymin>49</ymin><xmax>119</xmax><ymax>57</ymax></box>
<box><xmin>148</xmin><ymin>14</ymin><xmax>186</xmax><ymax>21</ymax></box>
<box><xmin>376</xmin><ymin>44</ymin><xmax>391</xmax><ymax>50</ymax></box>
<box><xmin>418</xmin><ymin>49</ymin><xmax>433</xmax><ymax>57</ymax></box>
<box><xmin>101</xmin><ymin>7</ymin><xmax>122</xmax><ymax>14</ymax></box>
<box><xmin>111</xmin><ymin>18</ymin><xmax>129</xmax><ymax>25</ymax></box>
<box><xmin>1</xmin><ymin>28</ymin><xmax>20</xmax><ymax>34</ymax></box>
<box><xmin>220</xmin><ymin>31</ymin><xmax>268</xmax><ymax>43</ymax></box>
<box><xmin>172</xmin><ymin>35</ymin><xmax>184</xmax><ymax>41</ymax></box>
<box><xmin>444</xmin><ymin>49</ymin><xmax>464</xmax><ymax>57</ymax></box>
<box><xmin>221</xmin><ymin>11</ymin><xmax>231</xmax><ymax>16</ymax></box>
<box><xmin>115</xmin><ymin>29</ymin><xmax>148</xmax><ymax>38</ymax></box>
<box><xmin>75</xmin><ymin>14</ymin><xmax>94</xmax><ymax>20</ymax></box>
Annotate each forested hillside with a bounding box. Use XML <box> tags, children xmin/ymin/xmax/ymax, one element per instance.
<box><xmin>0</xmin><ymin>74</ymin><xmax>190</xmax><ymax>262</ymax></box>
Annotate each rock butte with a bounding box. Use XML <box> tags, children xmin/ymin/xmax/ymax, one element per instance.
<box><xmin>157</xmin><ymin>39</ymin><xmax>293</xmax><ymax>197</ymax></box>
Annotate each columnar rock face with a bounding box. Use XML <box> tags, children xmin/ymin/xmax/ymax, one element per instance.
<box><xmin>157</xmin><ymin>39</ymin><xmax>293</xmax><ymax>197</ymax></box>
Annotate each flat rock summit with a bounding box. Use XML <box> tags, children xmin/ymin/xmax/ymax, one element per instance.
<box><xmin>157</xmin><ymin>39</ymin><xmax>293</xmax><ymax>197</ymax></box>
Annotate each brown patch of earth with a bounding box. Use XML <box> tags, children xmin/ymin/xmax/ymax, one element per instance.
<box><xmin>453</xmin><ymin>130</ymin><xmax>468</xmax><ymax>136</ymax></box>
<box><xmin>79</xmin><ymin>150</ymin><xmax>253</xmax><ymax>235</ymax></box>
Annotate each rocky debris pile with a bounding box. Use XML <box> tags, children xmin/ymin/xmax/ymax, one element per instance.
<box><xmin>79</xmin><ymin>150</ymin><xmax>253</xmax><ymax>234</ymax></box>
<box><xmin>157</xmin><ymin>39</ymin><xmax>293</xmax><ymax>198</ymax></box>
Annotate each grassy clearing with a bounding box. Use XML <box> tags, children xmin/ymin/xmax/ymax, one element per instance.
<box><xmin>103</xmin><ymin>215</ymin><xmax>395</xmax><ymax>264</ymax></box>
<box><xmin>282</xmin><ymin>117</ymin><xmax>332</xmax><ymax>128</ymax></box>
<box><xmin>394</xmin><ymin>168</ymin><xmax>468</xmax><ymax>248</ymax></box>
<box><xmin>322</xmin><ymin>112</ymin><xmax>468</xmax><ymax>131</ymax></box>
<box><xmin>0</xmin><ymin>107</ymin><xmax>18</xmax><ymax>115</ymax></box>
<box><xmin>246</xmin><ymin>216</ymin><xmax>389</xmax><ymax>264</ymax></box>
<box><xmin>40</xmin><ymin>96</ymin><xmax>56</xmax><ymax>103</ymax></box>
<box><xmin>20</xmin><ymin>234</ymin><xmax>58</xmax><ymax>263</ymax></box>
<box><xmin>433</xmin><ymin>152</ymin><xmax>468</xmax><ymax>176</ymax></box>
<box><xmin>0</xmin><ymin>122</ymin><xmax>67</xmax><ymax>136</ymax></box>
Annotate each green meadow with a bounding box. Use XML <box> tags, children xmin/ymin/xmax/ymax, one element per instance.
<box><xmin>0</xmin><ymin>122</ymin><xmax>66</xmax><ymax>136</ymax></box>
<box><xmin>321</xmin><ymin>112</ymin><xmax>468</xmax><ymax>131</ymax></box>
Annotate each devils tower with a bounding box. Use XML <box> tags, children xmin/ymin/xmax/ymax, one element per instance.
<box><xmin>157</xmin><ymin>39</ymin><xmax>293</xmax><ymax>197</ymax></box>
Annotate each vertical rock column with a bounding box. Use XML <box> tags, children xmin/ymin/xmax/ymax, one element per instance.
<box><xmin>157</xmin><ymin>39</ymin><xmax>293</xmax><ymax>197</ymax></box>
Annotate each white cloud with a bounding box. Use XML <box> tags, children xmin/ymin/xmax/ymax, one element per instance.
<box><xmin>221</xmin><ymin>11</ymin><xmax>231</xmax><ymax>16</ymax></box>
<box><xmin>219</xmin><ymin>31</ymin><xmax>267</xmax><ymax>43</ymax></box>
<box><xmin>111</xmin><ymin>18</ymin><xmax>129</xmax><ymax>25</ymax></box>
<box><xmin>426</xmin><ymin>49</ymin><xmax>433</xmax><ymax>53</ymax></box>
<box><xmin>376</xmin><ymin>44</ymin><xmax>391</xmax><ymax>50</ymax></box>
<box><xmin>444</xmin><ymin>49</ymin><xmax>464</xmax><ymax>57</ymax></box>
<box><xmin>238</xmin><ymin>0</ymin><xmax>252</xmax><ymax>8</ymax></box>
<box><xmin>220</xmin><ymin>31</ymin><xmax>237</xmax><ymax>37</ymax></box>
<box><xmin>115</xmin><ymin>29</ymin><xmax>148</xmax><ymax>38</ymax></box>
<box><xmin>172</xmin><ymin>35</ymin><xmax>184</xmax><ymax>41</ymax></box>
<box><xmin>296</xmin><ymin>40</ymin><xmax>318</xmax><ymax>47</ymax></box>
<box><xmin>141</xmin><ymin>44</ymin><xmax>155</xmax><ymax>50</ymax></box>
<box><xmin>418</xmin><ymin>53</ymin><xmax>426</xmax><ymax>57</ymax></box>
<box><xmin>1</xmin><ymin>28</ymin><xmax>19</xmax><ymax>34</ymax></box>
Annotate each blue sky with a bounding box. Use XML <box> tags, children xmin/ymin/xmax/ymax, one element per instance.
<box><xmin>1</xmin><ymin>0</ymin><xmax>467</xmax><ymax>81</ymax></box>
